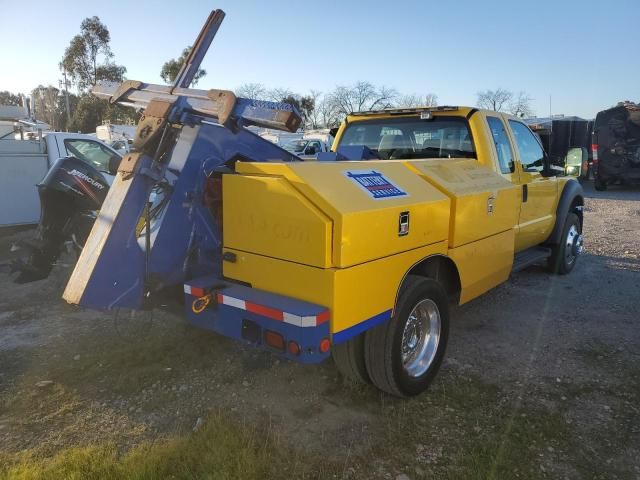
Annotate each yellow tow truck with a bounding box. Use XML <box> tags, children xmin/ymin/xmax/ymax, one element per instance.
<box><xmin>63</xmin><ymin>11</ymin><xmax>585</xmax><ymax>397</ymax></box>
<box><xmin>220</xmin><ymin>106</ymin><xmax>585</xmax><ymax>396</ymax></box>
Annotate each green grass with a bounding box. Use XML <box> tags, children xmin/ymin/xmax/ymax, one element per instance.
<box><xmin>367</xmin><ymin>374</ymin><xmax>569</xmax><ymax>480</ymax></box>
<box><xmin>0</xmin><ymin>412</ymin><xmax>338</xmax><ymax>480</ymax></box>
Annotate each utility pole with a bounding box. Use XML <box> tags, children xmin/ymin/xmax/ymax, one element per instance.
<box><xmin>59</xmin><ymin>59</ymin><xmax>71</xmax><ymax>130</ymax></box>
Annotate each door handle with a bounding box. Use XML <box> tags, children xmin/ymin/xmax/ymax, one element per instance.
<box><xmin>522</xmin><ymin>184</ymin><xmax>528</xmax><ymax>202</ymax></box>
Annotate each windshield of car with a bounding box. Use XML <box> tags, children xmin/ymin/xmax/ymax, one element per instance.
<box><xmin>339</xmin><ymin>116</ymin><xmax>476</xmax><ymax>160</ymax></box>
<box><xmin>283</xmin><ymin>140</ymin><xmax>308</xmax><ymax>153</ymax></box>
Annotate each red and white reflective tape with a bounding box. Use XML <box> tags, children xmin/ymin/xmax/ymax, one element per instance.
<box><xmin>216</xmin><ymin>292</ymin><xmax>330</xmax><ymax>328</ymax></box>
<box><xmin>184</xmin><ymin>284</ymin><xmax>207</xmax><ymax>297</ymax></box>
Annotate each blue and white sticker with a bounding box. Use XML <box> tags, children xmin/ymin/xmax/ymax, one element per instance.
<box><xmin>345</xmin><ymin>170</ymin><xmax>407</xmax><ymax>199</ymax></box>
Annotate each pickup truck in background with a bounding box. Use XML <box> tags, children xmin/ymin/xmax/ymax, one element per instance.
<box><xmin>281</xmin><ymin>129</ymin><xmax>334</xmax><ymax>159</ymax></box>
<box><xmin>592</xmin><ymin>102</ymin><xmax>640</xmax><ymax>190</ymax></box>
<box><xmin>96</xmin><ymin>123</ymin><xmax>137</xmax><ymax>154</ymax></box>
<box><xmin>0</xmin><ymin>132</ymin><xmax>121</xmax><ymax>227</ymax></box>
<box><xmin>2</xmin><ymin>132</ymin><xmax>122</xmax><ymax>282</ymax></box>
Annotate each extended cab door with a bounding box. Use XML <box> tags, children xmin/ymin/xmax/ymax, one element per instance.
<box><xmin>506</xmin><ymin>119</ymin><xmax>558</xmax><ymax>251</ymax></box>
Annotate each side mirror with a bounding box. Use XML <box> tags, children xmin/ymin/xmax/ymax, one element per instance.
<box><xmin>305</xmin><ymin>146</ymin><xmax>317</xmax><ymax>155</ymax></box>
<box><xmin>542</xmin><ymin>156</ymin><xmax>565</xmax><ymax>177</ymax></box>
<box><xmin>108</xmin><ymin>155</ymin><xmax>121</xmax><ymax>175</ymax></box>
<box><xmin>329</xmin><ymin>127</ymin><xmax>339</xmax><ymax>138</ymax></box>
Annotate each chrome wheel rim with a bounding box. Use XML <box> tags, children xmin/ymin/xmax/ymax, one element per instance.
<box><xmin>565</xmin><ymin>225</ymin><xmax>580</xmax><ymax>266</ymax></box>
<box><xmin>401</xmin><ymin>299</ymin><xmax>441</xmax><ymax>378</ymax></box>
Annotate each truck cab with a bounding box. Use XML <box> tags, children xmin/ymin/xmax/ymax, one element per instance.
<box><xmin>282</xmin><ymin>137</ymin><xmax>331</xmax><ymax>160</ymax></box>
<box><xmin>330</xmin><ymin>107</ymin><xmax>571</xmax><ymax>254</ymax></box>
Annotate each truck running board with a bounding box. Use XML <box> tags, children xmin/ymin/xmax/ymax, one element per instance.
<box><xmin>511</xmin><ymin>246</ymin><xmax>552</xmax><ymax>273</ymax></box>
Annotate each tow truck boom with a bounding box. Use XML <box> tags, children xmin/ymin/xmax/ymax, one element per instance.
<box><xmin>63</xmin><ymin>9</ymin><xmax>302</xmax><ymax>310</ymax></box>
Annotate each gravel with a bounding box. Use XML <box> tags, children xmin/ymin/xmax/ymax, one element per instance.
<box><xmin>0</xmin><ymin>181</ymin><xmax>639</xmax><ymax>478</ymax></box>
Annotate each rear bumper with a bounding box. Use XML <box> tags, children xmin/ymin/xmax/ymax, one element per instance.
<box><xmin>184</xmin><ymin>276</ymin><xmax>331</xmax><ymax>364</ymax></box>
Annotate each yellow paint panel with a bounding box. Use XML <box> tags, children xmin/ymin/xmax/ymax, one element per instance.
<box><xmin>449</xmin><ymin>229</ymin><xmax>515</xmax><ymax>304</ymax></box>
<box><xmin>235</xmin><ymin>161</ymin><xmax>451</xmax><ymax>268</ymax></box>
<box><xmin>223</xmin><ymin>174</ymin><xmax>332</xmax><ymax>267</ymax></box>
<box><xmin>331</xmin><ymin>242</ymin><xmax>448</xmax><ymax>333</ymax></box>
<box><xmin>407</xmin><ymin>159</ymin><xmax>520</xmax><ymax>247</ymax></box>
<box><xmin>222</xmin><ymin>248</ymin><xmax>335</xmax><ymax>310</ymax></box>
<box><xmin>222</xmin><ymin>242</ymin><xmax>448</xmax><ymax>335</ymax></box>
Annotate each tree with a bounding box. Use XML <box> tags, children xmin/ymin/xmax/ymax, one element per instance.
<box><xmin>305</xmin><ymin>90</ymin><xmax>324</xmax><ymax>129</ymax></box>
<box><xmin>265</xmin><ymin>87</ymin><xmax>294</xmax><ymax>103</ymax></box>
<box><xmin>476</xmin><ymin>88</ymin><xmax>513</xmax><ymax>112</ymax></box>
<box><xmin>281</xmin><ymin>94</ymin><xmax>315</xmax><ymax>126</ymax></box>
<box><xmin>160</xmin><ymin>47</ymin><xmax>207</xmax><ymax>86</ymax></box>
<box><xmin>31</xmin><ymin>86</ymin><xmax>63</xmax><ymax>131</ymax></box>
<box><xmin>509</xmin><ymin>91</ymin><xmax>534</xmax><ymax>117</ymax></box>
<box><xmin>329</xmin><ymin>81</ymin><xmax>397</xmax><ymax>115</ymax></box>
<box><xmin>235</xmin><ymin>83</ymin><xmax>267</xmax><ymax>100</ymax></box>
<box><xmin>0</xmin><ymin>91</ymin><xmax>22</xmax><ymax>106</ymax></box>
<box><xmin>62</xmin><ymin>16</ymin><xmax>126</xmax><ymax>91</ymax></box>
<box><xmin>317</xmin><ymin>96</ymin><xmax>341</xmax><ymax>128</ymax></box>
<box><xmin>67</xmin><ymin>93</ymin><xmax>138</xmax><ymax>133</ymax></box>
<box><xmin>396</xmin><ymin>93</ymin><xmax>438</xmax><ymax>108</ymax></box>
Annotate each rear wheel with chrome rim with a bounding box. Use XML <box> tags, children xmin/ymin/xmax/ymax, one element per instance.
<box><xmin>364</xmin><ymin>276</ymin><xmax>449</xmax><ymax>397</ymax></box>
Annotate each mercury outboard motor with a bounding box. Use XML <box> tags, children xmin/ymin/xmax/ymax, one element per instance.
<box><xmin>12</xmin><ymin>156</ymin><xmax>110</xmax><ymax>283</ymax></box>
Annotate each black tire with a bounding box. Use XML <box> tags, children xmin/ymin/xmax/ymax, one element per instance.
<box><xmin>332</xmin><ymin>333</ymin><xmax>370</xmax><ymax>384</ymax></box>
<box><xmin>548</xmin><ymin>213</ymin><xmax>582</xmax><ymax>275</ymax></box>
<box><xmin>364</xmin><ymin>276</ymin><xmax>449</xmax><ymax>397</ymax></box>
<box><xmin>594</xmin><ymin>177</ymin><xmax>607</xmax><ymax>191</ymax></box>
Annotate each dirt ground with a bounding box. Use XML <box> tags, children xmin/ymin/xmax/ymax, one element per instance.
<box><xmin>1</xmin><ymin>182</ymin><xmax>639</xmax><ymax>479</ymax></box>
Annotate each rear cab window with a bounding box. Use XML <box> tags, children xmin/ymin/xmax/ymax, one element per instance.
<box><xmin>486</xmin><ymin>116</ymin><xmax>515</xmax><ymax>174</ymax></box>
<box><xmin>338</xmin><ymin>116</ymin><xmax>476</xmax><ymax>160</ymax></box>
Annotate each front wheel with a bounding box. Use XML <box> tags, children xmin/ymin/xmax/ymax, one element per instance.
<box><xmin>548</xmin><ymin>213</ymin><xmax>583</xmax><ymax>275</ymax></box>
<box><xmin>364</xmin><ymin>276</ymin><xmax>449</xmax><ymax>397</ymax></box>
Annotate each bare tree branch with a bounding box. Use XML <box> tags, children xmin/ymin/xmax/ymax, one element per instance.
<box><xmin>396</xmin><ymin>93</ymin><xmax>439</xmax><ymax>108</ymax></box>
<box><xmin>329</xmin><ymin>81</ymin><xmax>398</xmax><ymax>116</ymax></box>
<box><xmin>477</xmin><ymin>88</ymin><xmax>513</xmax><ymax>112</ymax></box>
<box><xmin>509</xmin><ymin>91</ymin><xmax>534</xmax><ymax>117</ymax></box>
<box><xmin>235</xmin><ymin>83</ymin><xmax>267</xmax><ymax>100</ymax></box>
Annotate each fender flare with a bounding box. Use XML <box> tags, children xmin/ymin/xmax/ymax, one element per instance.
<box><xmin>545</xmin><ymin>179</ymin><xmax>584</xmax><ymax>245</ymax></box>
<box><xmin>392</xmin><ymin>254</ymin><xmax>461</xmax><ymax>315</ymax></box>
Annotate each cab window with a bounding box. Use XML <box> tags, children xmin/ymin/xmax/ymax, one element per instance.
<box><xmin>508</xmin><ymin>120</ymin><xmax>545</xmax><ymax>172</ymax></box>
<box><xmin>486</xmin><ymin>116</ymin><xmax>515</xmax><ymax>174</ymax></box>
<box><xmin>339</xmin><ymin>116</ymin><xmax>475</xmax><ymax>160</ymax></box>
<box><xmin>64</xmin><ymin>139</ymin><xmax>119</xmax><ymax>173</ymax></box>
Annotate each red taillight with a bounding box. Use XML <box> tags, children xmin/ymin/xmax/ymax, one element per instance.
<box><xmin>319</xmin><ymin>338</ymin><xmax>330</xmax><ymax>353</ymax></box>
<box><xmin>264</xmin><ymin>330</ymin><xmax>285</xmax><ymax>351</ymax></box>
<box><xmin>287</xmin><ymin>341</ymin><xmax>301</xmax><ymax>356</ymax></box>
<box><xmin>591</xmin><ymin>144</ymin><xmax>599</xmax><ymax>164</ymax></box>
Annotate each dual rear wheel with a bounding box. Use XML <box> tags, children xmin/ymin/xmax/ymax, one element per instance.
<box><xmin>332</xmin><ymin>276</ymin><xmax>449</xmax><ymax>397</ymax></box>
